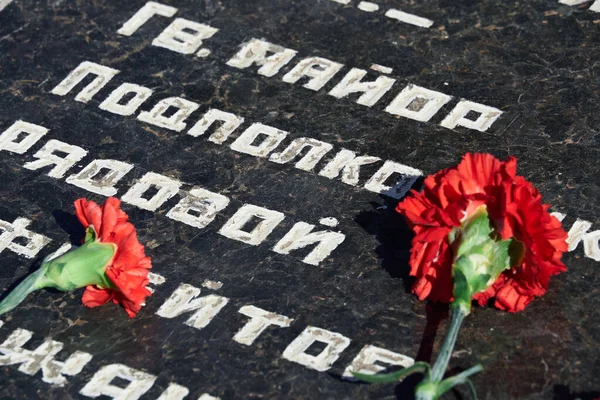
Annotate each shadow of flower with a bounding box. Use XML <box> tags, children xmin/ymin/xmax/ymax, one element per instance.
<box><xmin>354</xmin><ymin>198</ymin><xmax>415</xmax><ymax>293</ymax></box>
<box><xmin>52</xmin><ymin>209</ymin><xmax>85</xmax><ymax>245</ymax></box>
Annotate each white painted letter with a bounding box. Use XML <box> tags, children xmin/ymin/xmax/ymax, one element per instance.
<box><xmin>233</xmin><ymin>305</ymin><xmax>293</xmax><ymax>346</ymax></box>
<box><xmin>146</xmin><ymin>272</ymin><xmax>166</xmax><ymax>294</ymax></box>
<box><xmin>156</xmin><ymin>383</ymin><xmax>189</xmax><ymax>400</ymax></box>
<box><xmin>343</xmin><ymin>345</ymin><xmax>414</xmax><ymax>379</ymax></box>
<box><xmin>153</xmin><ymin>18</ymin><xmax>218</xmax><ymax>55</ymax></box>
<box><xmin>584</xmin><ymin>230</ymin><xmax>600</xmax><ymax>262</ymax></box>
<box><xmin>385</xmin><ymin>84</ymin><xmax>452</xmax><ymax>122</ymax></box>
<box><xmin>0</xmin><ymin>120</ymin><xmax>48</xmax><ymax>154</ymax></box>
<box><xmin>364</xmin><ymin>160</ymin><xmax>423</xmax><ymax>199</ymax></box>
<box><xmin>167</xmin><ymin>187</ymin><xmax>229</xmax><ymax>228</ymax></box>
<box><xmin>51</xmin><ymin>61</ymin><xmax>119</xmax><ymax>103</ymax></box>
<box><xmin>80</xmin><ymin>364</ymin><xmax>156</xmax><ymax>399</ymax></box>
<box><xmin>219</xmin><ymin>204</ymin><xmax>285</xmax><ymax>245</ymax></box>
<box><xmin>282</xmin><ymin>326</ymin><xmax>351</xmax><ymax>372</ymax></box>
<box><xmin>550</xmin><ymin>212</ymin><xmax>565</xmax><ymax>222</ymax></box>
<box><xmin>226</xmin><ymin>38</ymin><xmax>297</xmax><ymax>77</ymax></box>
<box><xmin>558</xmin><ymin>0</ymin><xmax>589</xmax><ymax>5</ymax></box>
<box><xmin>273</xmin><ymin>222</ymin><xmax>345</xmax><ymax>266</ymax></box>
<box><xmin>230</xmin><ymin>123</ymin><xmax>288</xmax><ymax>158</ymax></box>
<box><xmin>560</xmin><ymin>0</ymin><xmax>600</xmax><ymax>11</ymax></box>
<box><xmin>121</xmin><ymin>172</ymin><xmax>181</xmax><ymax>211</ymax></box>
<box><xmin>329</xmin><ymin>68</ymin><xmax>396</xmax><ymax>107</ymax></box>
<box><xmin>99</xmin><ymin>83</ymin><xmax>153</xmax><ymax>116</ymax></box>
<box><xmin>0</xmin><ymin>328</ymin><xmax>92</xmax><ymax>386</ymax></box>
<box><xmin>138</xmin><ymin>97</ymin><xmax>199</xmax><ymax>132</ymax></box>
<box><xmin>66</xmin><ymin>159</ymin><xmax>134</xmax><ymax>196</ymax></box>
<box><xmin>564</xmin><ymin>218</ymin><xmax>593</xmax><ymax>252</ymax></box>
<box><xmin>117</xmin><ymin>2</ymin><xmax>178</xmax><ymax>36</ymax></box>
<box><xmin>440</xmin><ymin>100</ymin><xmax>503</xmax><ymax>132</ymax></box>
<box><xmin>384</xmin><ymin>9</ymin><xmax>434</xmax><ymax>28</ymax></box>
<box><xmin>567</xmin><ymin>218</ymin><xmax>592</xmax><ymax>251</ymax></box>
<box><xmin>156</xmin><ymin>284</ymin><xmax>229</xmax><ymax>330</ymax></box>
<box><xmin>318</xmin><ymin>149</ymin><xmax>380</xmax><ymax>186</ymax></box>
<box><xmin>269</xmin><ymin>138</ymin><xmax>333</xmax><ymax>171</ymax></box>
<box><xmin>187</xmin><ymin>109</ymin><xmax>245</xmax><ymax>144</ymax></box>
<box><xmin>0</xmin><ymin>218</ymin><xmax>51</xmax><ymax>258</ymax></box>
<box><xmin>198</xmin><ymin>395</ymin><xmax>220</xmax><ymax>400</ymax></box>
<box><xmin>23</xmin><ymin>140</ymin><xmax>88</xmax><ymax>179</ymax></box>
<box><xmin>282</xmin><ymin>57</ymin><xmax>343</xmax><ymax>91</ymax></box>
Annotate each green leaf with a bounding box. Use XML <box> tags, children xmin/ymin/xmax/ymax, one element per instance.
<box><xmin>435</xmin><ymin>364</ymin><xmax>483</xmax><ymax>398</ymax></box>
<box><xmin>449</xmin><ymin>207</ymin><xmax>516</xmax><ymax>305</ymax></box>
<box><xmin>465</xmin><ymin>379</ymin><xmax>478</xmax><ymax>400</ymax></box>
<box><xmin>452</xmin><ymin>262</ymin><xmax>472</xmax><ymax>313</ymax></box>
<box><xmin>351</xmin><ymin>362</ymin><xmax>431</xmax><ymax>383</ymax></box>
<box><xmin>448</xmin><ymin>227</ymin><xmax>459</xmax><ymax>246</ymax></box>
<box><xmin>489</xmin><ymin>238</ymin><xmax>512</xmax><ymax>278</ymax></box>
<box><xmin>84</xmin><ymin>225</ymin><xmax>97</xmax><ymax>243</ymax></box>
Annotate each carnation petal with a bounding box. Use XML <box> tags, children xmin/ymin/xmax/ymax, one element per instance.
<box><xmin>412</xmin><ymin>277</ymin><xmax>433</xmax><ymax>301</ymax></box>
<box><xmin>75</xmin><ymin>199</ymin><xmax>104</xmax><ymax>234</ymax></box>
<box><xmin>99</xmin><ymin>197</ymin><xmax>123</xmax><ymax>242</ymax></box>
<box><xmin>396</xmin><ymin>153</ymin><xmax>568</xmax><ymax>312</ymax></box>
<box><xmin>74</xmin><ymin>197</ymin><xmax>152</xmax><ymax>318</ymax></box>
<box><xmin>494</xmin><ymin>283</ymin><xmax>533</xmax><ymax>313</ymax></box>
<box><xmin>456</xmin><ymin>153</ymin><xmax>501</xmax><ymax>194</ymax></box>
<box><xmin>82</xmin><ymin>286</ymin><xmax>113</xmax><ymax>308</ymax></box>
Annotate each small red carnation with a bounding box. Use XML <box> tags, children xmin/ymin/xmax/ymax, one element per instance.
<box><xmin>75</xmin><ymin>197</ymin><xmax>152</xmax><ymax>318</ymax></box>
<box><xmin>397</xmin><ymin>153</ymin><xmax>567</xmax><ymax>312</ymax></box>
<box><xmin>0</xmin><ymin>197</ymin><xmax>152</xmax><ymax>319</ymax></box>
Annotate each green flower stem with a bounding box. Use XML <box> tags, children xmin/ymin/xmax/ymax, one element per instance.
<box><xmin>0</xmin><ymin>267</ymin><xmax>49</xmax><ymax>316</ymax></box>
<box><xmin>415</xmin><ymin>306</ymin><xmax>468</xmax><ymax>400</ymax></box>
<box><xmin>412</xmin><ymin>206</ymin><xmax>516</xmax><ymax>399</ymax></box>
<box><xmin>357</xmin><ymin>208</ymin><xmax>513</xmax><ymax>397</ymax></box>
<box><xmin>0</xmin><ymin>226</ymin><xmax>116</xmax><ymax>317</ymax></box>
<box><xmin>430</xmin><ymin>305</ymin><xmax>467</xmax><ymax>382</ymax></box>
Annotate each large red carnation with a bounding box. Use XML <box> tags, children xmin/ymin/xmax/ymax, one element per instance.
<box><xmin>74</xmin><ymin>197</ymin><xmax>152</xmax><ymax>318</ymax></box>
<box><xmin>396</xmin><ymin>153</ymin><xmax>567</xmax><ymax>312</ymax></box>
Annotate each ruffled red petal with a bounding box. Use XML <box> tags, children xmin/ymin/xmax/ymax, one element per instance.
<box><xmin>396</xmin><ymin>153</ymin><xmax>568</xmax><ymax>313</ymax></box>
<box><xmin>75</xmin><ymin>197</ymin><xmax>152</xmax><ymax>318</ymax></box>
<box><xmin>82</xmin><ymin>286</ymin><xmax>113</xmax><ymax>308</ymax></box>
<box><xmin>75</xmin><ymin>197</ymin><xmax>130</xmax><ymax>243</ymax></box>
<box><xmin>75</xmin><ymin>199</ymin><xmax>103</xmax><ymax>235</ymax></box>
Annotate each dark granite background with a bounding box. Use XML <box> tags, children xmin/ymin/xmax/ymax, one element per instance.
<box><xmin>0</xmin><ymin>0</ymin><xmax>598</xmax><ymax>399</ymax></box>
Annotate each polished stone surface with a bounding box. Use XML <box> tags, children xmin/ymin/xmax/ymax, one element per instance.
<box><xmin>0</xmin><ymin>0</ymin><xmax>598</xmax><ymax>399</ymax></box>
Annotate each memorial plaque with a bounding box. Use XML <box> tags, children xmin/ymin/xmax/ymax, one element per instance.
<box><xmin>0</xmin><ymin>0</ymin><xmax>598</xmax><ymax>399</ymax></box>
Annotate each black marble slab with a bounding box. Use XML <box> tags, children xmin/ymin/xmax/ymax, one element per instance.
<box><xmin>0</xmin><ymin>0</ymin><xmax>598</xmax><ymax>399</ymax></box>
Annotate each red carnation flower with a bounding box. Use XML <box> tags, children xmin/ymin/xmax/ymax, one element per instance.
<box><xmin>75</xmin><ymin>197</ymin><xmax>152</xmax><ymax>318</ymax></box>
<box><xmin>397</xmin><ymin>153</ymin><xmax>568</xmax><ymax>312</ymax></box>
<box><xmin>359</xmin><ymin>154</ymin><xmax>568</xmax><ymax>398</ymax></box>
<box><xmin>0</xmin><ymin>197</ymin><xmax>152</xmax><ymax>319</ymax></box>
